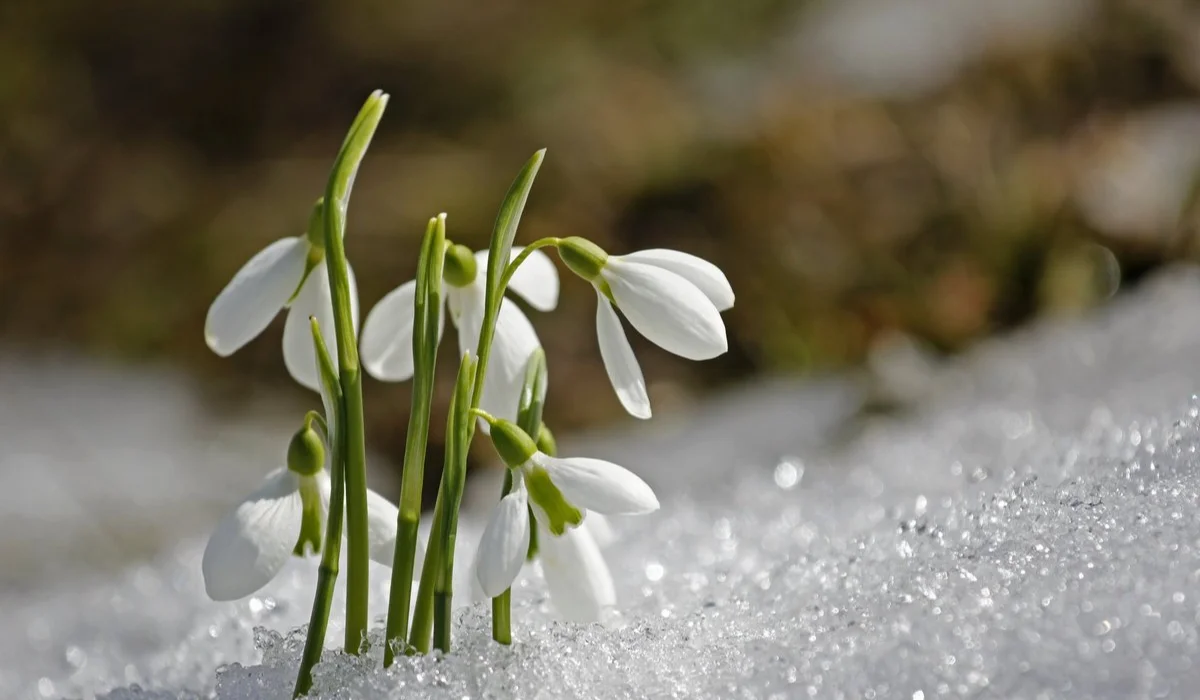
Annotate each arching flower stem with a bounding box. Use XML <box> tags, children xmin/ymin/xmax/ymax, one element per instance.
<box><xmin>497</xmin><ymin>237</ymin><xmax>561</xmax><ymax>295</ymax></box>
<box><xmin>320</xmin><ymin>90</ymin><xmax>388</xmax><ymax>654</ymax></box>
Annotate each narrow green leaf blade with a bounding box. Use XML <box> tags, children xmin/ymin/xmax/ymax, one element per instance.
<box><xmin>485</xmin><ymin>149</ymin><xmax>545</xmax><ymax>302</ymax></box>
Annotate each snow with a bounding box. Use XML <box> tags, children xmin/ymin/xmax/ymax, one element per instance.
<box><xmin>8</xmin><ymin>267</ymin><xmax>1200</xmax><ymax>699</ymax></box>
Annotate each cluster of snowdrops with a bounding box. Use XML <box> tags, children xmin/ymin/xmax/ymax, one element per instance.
<box><xmin>197</xmin><ymin>92</ymin><xmax>734</xmax><ymax>696</ymax></box>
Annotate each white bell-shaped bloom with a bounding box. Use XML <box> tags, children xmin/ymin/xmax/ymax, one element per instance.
<box><xmin>202</xmin><ymin>466</ymin><xmax>328</xmax><ymax>601</ymax></box>
<box><xmin>590</xmin><ymin>249</ymin><xmax>733</xmax><ymax>420</ymax></box>
<box><xmin>473</xmin><ymin>478</ymin><xmax>531</xmax><ymax>598</ymax></box>
<box><xmin>537</xmin><ymin>519</ymin><xmax>616</xmax><ymax>622</ymax></box>
<box><xmin>468</xmin><ymin>484</ymin><xmax>618</xmax><ymax>623</ymax></box>
<box><xmin>202</xmin><ymin>344</ymin><xmax>400</xmax><ymax>601</ymax></box>
<box><xmin>204</xmin><ymin>235</ymin><xmax>358</xmax><ymax>391</ymax></box>
<box><xmin>201</xmin><ymin>465</ymin><xmax>402</xmax><ymax>601</ymax></box>
<box><xmin>473</xmin><ymin>452</ymin><xmax>656</xmax><ymax>601</ymax></box>
<box><xmin>360</xmin><ymin>247</ymin><xmax>557</xmax><ymax>422</ymax></box>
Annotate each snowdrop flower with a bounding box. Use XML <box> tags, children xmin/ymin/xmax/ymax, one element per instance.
<box><xmin>472</xmin><ymin>416</ymin><xmax>657</xmax><ymax>607</ymax></box>
<box><xmin>360</xmin><ymin>243</ymin><xmax>558</xmax><ymax>422</ymax></box>
<box><xmin>201</xmin><ymin>418</ymin><xmax>401</xmax><ymax>602</ymax></box>
<box><xmin>536</xmin><ymin>517</ymin><xmax>616</xmax><ymax>622</ymax></box>
<box><xmin>466</xmin><ymin>502</ymin><xmax>616</xmax><ymax>623</ymax></box>
<box><xmin>204</xmin><ymin>202</ymin><xmax>359</xmax><ymax>391</ymax></box>
<box><xmin>556</xmin><ymin>238</ymin><xmax>734</xmax><ymax>419</ymax></box>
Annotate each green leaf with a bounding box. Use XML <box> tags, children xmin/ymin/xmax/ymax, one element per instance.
<box><xmin>485</xmin><ymin>150</ymin><xmax>545</xmax><ymax>306</ymax></box>
<box><xmin>328</xmin><ymin>90</ymin><xmax>388</xmax><ymax>210</ymax></box>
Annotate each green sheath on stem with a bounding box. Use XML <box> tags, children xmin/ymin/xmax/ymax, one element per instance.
<box><xmin>384</xmin><ymin>215</ymin><xmax>446</xmax><ymax>666</ymax></box>
<box><xmin>321</xmin><ymin>90</ymin><xmax>388</xmax><ymax>654</ymax></box>
<box><xmin>294</xmin><ymin>320</ymin><xmax>345</xmax><ymax>698</ymax></box>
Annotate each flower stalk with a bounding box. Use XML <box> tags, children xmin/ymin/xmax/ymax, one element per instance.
<box><xmin>321</xmin><ymin>90</ymin><xmax>388</xmax><ymax>653</ymax></box>
<box><xmin>434</xmin><ymin>352</ymin><xmax>477</xmax><ymax>652</ymax></box>
<box><xmin>383</xmin><ymin>214</ymin><xmax>446</xmax><ymax>666</ymax></box>
<box><xmin>294</xmin><ymin>319</ymin><xmax>345</xmax><ymax>697</ymax></box>
<box><xmin>409</xmin><ymin>149</ymin><xmax>546</xmax><ymax>653</ymax></box>
<box><xmin>492</xmin><ymin>348</ymin><xmax>548</xmax><ymax>644</ymax></box>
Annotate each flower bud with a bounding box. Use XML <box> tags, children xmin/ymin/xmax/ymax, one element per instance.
<box><xmin>442</xmin><ymin>243</ymin><xmax>478</xmax><ymax>288</ymax></box>
<box><xmin>487</xmin><ymin>418</ymin><xmax>539</xmax><ymax>469</ymax></box>
<box><xmin>557</xmin><ymin>237</ymin><xmax>608</xmax><ymax>282</ymax></box>
<box><xmin>287</xmin><ymin>424</ymin><xmax>326</xmax><ymax>477</ymax></box>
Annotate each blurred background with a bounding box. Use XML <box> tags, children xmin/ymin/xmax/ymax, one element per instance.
<box><xmin>6</xmin><ymin>0</ymin><xmax>1200</xmax><ymax>580</ymax></box>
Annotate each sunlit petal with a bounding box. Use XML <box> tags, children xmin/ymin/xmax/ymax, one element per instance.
<box><xmin>595</xmin><ymin>295</ymin><xmax>651</xmax><ymax>419</ymax></box>
<box><xmin>619</xmin><ymin>249</ymin><xmax>734</xmax><ymax>311</ymax></box>
<box><xmin>604</xmin><ymin>260</ymin><xmax>727</xmax><ymax>361</ymax></box>
<box><xmin>583</xmin><ymin>512</ymin><xmax>615</xmax><ymax>548</ymax></box>
<box><xmin>201</xmin><ymin>467</ymin><xmax>303</xmax><ymax>601</ymax></box>
<box><xmin>537</xmin><ymin>454</ymin><xmax>659</xmax><ymax>515</ymax></box>
<box><xmin>474</xmin><ymin>485</ymin><xmax>531</xmax><ymax>597</ymax></box>
<box><xmin>360</xmin><ymin>280</ymin><xmax>418</xmax><ymax>381</ymax></box>
<box><xmin>539</xmin><ymin>522</ymin><xmax>615</xmax><ymax>622</ymax></box>
<box><xmin>205</xmin><ymin>237</ymin><xmax>309</xmax><ymax>356</ymax></box>
<box><xmin>284</xmin><ymin>263</ymin><xmax>360</xmax><ymax>391</ymax></box>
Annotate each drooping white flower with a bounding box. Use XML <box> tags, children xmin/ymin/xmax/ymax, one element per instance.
<box><xmin>360</xmin><ymin>245</ymin><xmax>558</xmax><ymax>422</ymax></box>
<box><xmin>201</xmin><ymin>345</ymin><xmax>401</xmax><ymax>602</ymax></box>
<box><xmin>557</xmin><ymin>239</ymin><xmax>733</xmax><ymax>419</ymax></box>
<box><xmin>204</xmin><ymin>229</ymin><xmax>359</xmax><ymax>392</ymax></box>
<box><xmin>536</xmin><ymin>518</ymin><xmax>616</xmax><ymax>622</ymax></box>
<box><xmin>468</xmin><ymin>493</ymin><xmax>617</xmax><ymax>623</ymax></box>
<box><xmin>472</xmin><ymin>417</ymin><xmax>657</xmax><ymax>604</ymax></box>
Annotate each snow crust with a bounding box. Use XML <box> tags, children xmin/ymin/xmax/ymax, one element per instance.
<box><xmin>8</xmin><ymin>268</ymin><xmax>1200</xmax><ymax>699</ymax></box>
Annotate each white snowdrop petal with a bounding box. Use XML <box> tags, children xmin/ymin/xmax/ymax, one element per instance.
<box><xmin>482</xmin><ymin>298</ymin><xmax>543</xmax><ymax>423</ymax></box>
<box><xmin>604</xmin><ymin>261</ymin><xmax>727</xmax><ymax>361</ymax></box>
<box><xmin>583</xmin><ymin>512</ymin><xmax>616</xmax><ymax>548</ymax></box>
<box><xmin>365</xmin><ymin>487</ymin><xmax>409</xmax><ymax>567</ymax></box>
<box><xmin>205</xmin><ymin>237</ymin><xmax>309</xmax><ymax>356</ymax></box>
<box><xmin>283</xmin><ymin>269</ymin><xmax>332</xmax><ymax>392</ymax></box>
<box><xmin>500</xmin><ymin>247</ymin><xmax>560</xmax><ymax>312</ymax></box>
<box><xmin>620</xmin><ymin>249</ymin><xmax>734</xmax><ymax>311</ymax></box>
<box><xmin>538</xmin><ymin>522</ymin><xmax>615</xmax><ymax>622</ymax></box>
<box><xmin>201</xmin><ymin>467</ymin><xmax>303</xmax><ymax>601</ymax></box>
<box><xmin>595</xmin><ymin>296</ymin><xmax>651</xmax><ymax>419</ymax></box>
<box><xmin>475</xmin><ymin>487</ymin><xmax>531</xmax><ymax>598</ymax></box>
<box><xmin>312</xmin><ymin>470</ymin><xmax>332</xmax><ymax>517</ymax></box>
<box><xmin>359</xmin><ymin>280</ymin><xmax>418</xmax><ymax>381</ymax></box>
<box><xmin>449</xmin><ymin>283</ymin><xmax>486</xmax><ymax>352</ymax></box>
<box><xmin>283</xmin><ymin>263</ymin><xmax>359</xmax><ymax>391</ymax></box>
<box><xmin>538</xmin><ymin>455</ymin><xmax>660</xmax><ymax>514</ymax></box>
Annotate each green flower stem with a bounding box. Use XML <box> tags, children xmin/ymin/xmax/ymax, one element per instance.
<box><xmin>413</xmin><ymin>149</ymin><xmax>546</xmax><ymax>654</ymax></box>
<box><xmin>294</xmin><ymin>320</ymin><xmax>345</xmax><ymax>698</ymax></box>
<box><xmin>407</xmin><ymin>488</ymin><xmax>443</xmax><ymax>654</ymax></box>
<box><xmin>434</xmin><ymin>353</ymin><xmax>476</xmax><ymax>653</ymax></box>
<box><xmin>384</xmin><ymin>215</ymin><xmax>446</xmax><ymax>667</ymax></box>
<box><xmin>322</xmin><ymin>90</ymin><xmax>388</xmax><ymax>653</ymax></box>
<box><xmin>301</xmin><ymin>410</ymin><xmax>328</xmax><ymax>439</ymax></box>
<box><xmin>498</xmin><ymin>237</ymin><xmax>561</xmax><ymax>294</ymax></box>
<box><xmin>492</xmin><ymin>349</ymin><xmax>548</xmax><ymax>645</ymax></box>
